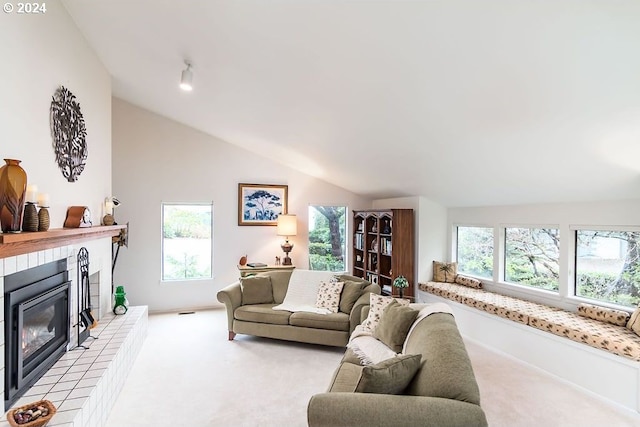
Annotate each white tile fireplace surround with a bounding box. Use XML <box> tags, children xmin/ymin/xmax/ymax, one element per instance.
<box><xmin>0</xmin><ymin>229</ymin><xmax>147</xmax><ymax>427</ymax></box>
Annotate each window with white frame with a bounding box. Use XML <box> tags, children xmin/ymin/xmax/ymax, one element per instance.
<box><xmin>162</xmin><ymin>203</ymin><xmax>213</xmax><ymax>281</ymax></box>
<box><xmin>456</xmin><ymin>226</ymin><xmax>494</xmax><ymax>279</ymax></box>
<box><xmin>575</xmin><ymin>229</ymin><xmax>640</xmax><ymax>308</ymax></box>
<box><xmin>504</xmin><ymin>227</ymin><xmax>559</xmax><ymax>291</ymax></box>
<box><xmin>308</xmin><ymin>205</ymin><xmax>346</xmax><ymax>271</ymax></box>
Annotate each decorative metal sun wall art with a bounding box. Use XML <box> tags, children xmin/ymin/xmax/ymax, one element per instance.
<box><xmin>50</xmin><ymin>86</ymin><xmax>88</xmax><ymax>182</ymax></box>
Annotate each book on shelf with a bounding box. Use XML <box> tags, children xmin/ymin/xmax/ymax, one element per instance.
<box><xmin>246</xmin><ymin>262</ymin><xmax>267</xmax><ymax>268</ymax></box>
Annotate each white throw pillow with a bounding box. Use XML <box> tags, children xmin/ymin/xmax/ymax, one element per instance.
<box><xmin>361</xmin><ymin>293</ymin><xmax>410</xmax><ymax>333</ymax></box>
<box><xmin>273</xmin><ymin>269</ymin><xmax>343</xmax><ymax>314</ymax></box>
<box><xmin>316</xmin><ymin>281</ymin><xmax>344</xmax><ymax>313</ymax></box>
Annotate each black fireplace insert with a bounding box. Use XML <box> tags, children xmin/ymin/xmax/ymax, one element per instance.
<box><xmin>4</xmin><ymin>259</ymin><xmax>70</xmax><ymax>410</ymax></box>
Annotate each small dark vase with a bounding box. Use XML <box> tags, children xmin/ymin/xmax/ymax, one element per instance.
<box><xmin>0</xmin><ymin>159</ymin><xmax>27</xmax><ymax>233</ymax></box>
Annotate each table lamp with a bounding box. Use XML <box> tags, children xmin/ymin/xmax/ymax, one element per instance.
<box><xmin>277</xmin><ymin>214</ymin><xmax>297</xmax><ymax>266</ymax></box>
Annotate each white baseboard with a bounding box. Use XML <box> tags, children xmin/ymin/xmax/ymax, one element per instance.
<box><xmin>418</xmin><ymin>290</ymin><xmax>640</xmax><ymax>414</ymax></box>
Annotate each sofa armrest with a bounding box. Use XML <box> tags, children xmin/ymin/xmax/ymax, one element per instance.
<box><xmin>216</xmin><ymin>281</ymin><xmax>243</xmax><ymax>333</ymax></box>
<box><xmin>308</xmin><ymin>393</ymin><xmax>487</xmax><ymax>427</ymax></box>
<box><xmin>348</xmin><ymin>284</ymin><xmax>381</xmax><ymax>333</ymax></box>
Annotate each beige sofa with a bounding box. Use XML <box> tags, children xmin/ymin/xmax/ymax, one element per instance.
<box><xmin>216</xmin><ymin>270</ymin><xmax>380</xmax><ymax>347</ymax></box>
<box><xmin>307</xmin><ymin>308</ymin><xmax>488</xmax><ymax>427</ymax></box>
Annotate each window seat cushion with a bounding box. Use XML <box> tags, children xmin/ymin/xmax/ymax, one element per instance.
<box><xmin>419</xmin><ymin>281</ymin><xmax>640</xmax><ymax>362</ymax></box>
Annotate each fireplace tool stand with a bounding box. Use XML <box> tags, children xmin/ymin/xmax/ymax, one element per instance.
<box><xmin>75</xmin><ymin>247</ymin><xmax>98</xmax><ymax>350</ymax></box>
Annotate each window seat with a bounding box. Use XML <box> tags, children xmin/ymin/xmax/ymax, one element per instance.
<box><xmin>419</xmin><ymin>281</ymin><xmax>640</xmax><ymax>362</ymax></box>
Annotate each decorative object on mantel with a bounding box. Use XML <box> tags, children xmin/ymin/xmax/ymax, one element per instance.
<box><xmin>64</xmin><ymin>206</ymin><xmax>92</xmax><ymax>228</ymax></box>
<box><xmin>102</xmin><ymin>196</ymin><xmax>120</xmax><ymax>226</ymax></box>
<box><xmin>50</xmin><ymin>86</ymin><xmax>87</xmax><ymax>182</ymax></box>
<box><xmin>113</xmin><ymin>285</ymin><xmax>129</xmax><ymax>315</ymax></box>
<box><xmin>393</xmin><ymin>275</ymin><xmax>409</xmax><ymax>298</ymax></box>
<box><xmin>239</xmin><ymin>254</ymin><xmax>248</xmax><ymax>266</ymax></box>
<box><xmin>6</xmin><ymin>398</ymin><xmax>56</xmax><ymax>427</ymax></box>
<box><xmin>37</xmin><ymin>193</ymin><xmax>50</xmax><ymax>232</ymax></box>
<box><xmin>276</xmin><ymin>214</ymin><xmax>297</xmax><ymax>266</ymax></box>
<box><xmin>0</xmin><ymin>159</ymin><xmax>27</xmax><ymax>233</ymax></box>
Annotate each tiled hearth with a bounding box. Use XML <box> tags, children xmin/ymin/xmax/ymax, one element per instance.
<box><xmin>1</xmin><ymin>306</ymin><xmax>147</xmax><ymax>427</ymax></box>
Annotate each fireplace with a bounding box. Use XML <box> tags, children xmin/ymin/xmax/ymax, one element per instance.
<box><xmin>4</xmin><ymin>259</ymin><xmax>70</xmax><ymax>410</ymax></box>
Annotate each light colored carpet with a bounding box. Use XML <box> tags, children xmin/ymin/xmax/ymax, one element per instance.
<box><xmin>106</xmin><ymin>308</ymin><xmax>640</xmax><ymax>427</ymax></box>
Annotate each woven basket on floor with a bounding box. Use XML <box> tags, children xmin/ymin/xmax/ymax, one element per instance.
<box><xmin>6</xmin><ymin>399</ymin><xmax>56</xmax><ymax>427</ymax></box>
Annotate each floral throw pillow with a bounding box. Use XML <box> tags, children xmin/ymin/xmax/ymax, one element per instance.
<box><xmin>361</xmin><ymin>293</ymin><xmax>410</xmax><ymax>333</ymax></box>
<box><xmin>316</xmin><ymin>281</ymin><xmax>344</xmax><ymax>313</ymax></box>
<box><xmin>433</xmin><ymin>261</ymin><xmax>457</xmax><ymax>283</ymax></box>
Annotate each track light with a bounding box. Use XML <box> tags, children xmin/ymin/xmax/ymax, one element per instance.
<box><xmin>180</xmin><ymin>62</ymin><xmax>193</xmax><ymax>91</ymax></box>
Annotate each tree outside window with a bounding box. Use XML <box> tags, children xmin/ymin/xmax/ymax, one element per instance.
<box><xmin>308</xmin><ymin>206</ymin><xmax>346</xmax><ymax>272</ymax></box>
<box><xmin>162</xmin><ymin>203</ymin><xmax>213</xmax><ymax>281</ymax></box>
<box><xmin>576</xmin><ymin>230</ymin><xmax>640</xmax><ymax>308</ymax></box>
<box><xmin>456</xmin><ymin>226</ymin><xmax>494</xmax><ymax>278</ymax></box>
<box><xmin>505</xmin><ymin>227</ymin><xmax>559</xmax><ymax>291</ymax></box>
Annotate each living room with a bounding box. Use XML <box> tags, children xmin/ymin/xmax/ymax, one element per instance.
<box><xmin>3</xmin><ymin>1</ymin><xmax>640</xmax><ymax>426</ymax></box>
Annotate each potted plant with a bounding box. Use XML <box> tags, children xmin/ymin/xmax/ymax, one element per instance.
<box><xmin>393</xmin><ymin>275</ymin><xmax>409</xmax><ymax>298</ymax></box>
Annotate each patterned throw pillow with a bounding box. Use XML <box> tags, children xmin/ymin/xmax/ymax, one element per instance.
<box><xmin>433</xmin><ymin>261</ymin><xmax>457</xmax><ymax>283</ymax></box>
<box><xmin>577</xmin><ymin>303</ymin><xmax>631</xmax><ymax>327</ymax></box>
<box><xmin>626</xmin><ymin>306</ymin><xmax>640</xmax><ymax>336</ymax></box>
<box><xmin>455</xmin><ymin>275</ymin><xmax>483</xmax><ymax>289</ymax></box>
<box><xmin>361</xmin><ymin>293</ymin><xmax>410</xmax><ymax>332</ymax></box>
<box><xmin>315</xmin><ymin>281</ymin><xmax>344</xmax><ymax>313</ymax></box>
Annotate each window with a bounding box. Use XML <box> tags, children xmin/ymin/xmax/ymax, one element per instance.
<box><xmin>575</xmin><ymin>230</ymin><xmax>640</xmax><ymax>308</ymax></box>
<box><xmin>505</xmin><ymin>227</ymin><xmax>559</xmax><ymax>291</ymax></box>
<box><xmin>162</xmin><ymin>203</ymin><xmax>213</xmax><ymax>281</ymax></box>
<box><xmin>308</xmin><ymin>206</ymin><xmax>346</xmax><ymax>271</ymax></box>
<box><xmin>456</xmin><ymin>226</ymin><xmax>494</xmax><ymax>278</ymax></box>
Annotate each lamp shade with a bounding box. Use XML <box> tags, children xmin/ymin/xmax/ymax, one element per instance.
<box><xmin>277</xmin><ymin>214</ymin><xmax>297</xmax><ymax>236</ymax></box>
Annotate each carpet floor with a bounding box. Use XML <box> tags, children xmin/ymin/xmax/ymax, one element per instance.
<box><xmin>105</xmin><ymin>308</ymin><xmax>640</xmax><ymax>427</ymax></box>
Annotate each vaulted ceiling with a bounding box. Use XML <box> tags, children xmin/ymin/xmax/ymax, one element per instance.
<box><xmin>62</xmin><ymin>0</ymin><xmax>640</xmax><ymax>207</ymax></box>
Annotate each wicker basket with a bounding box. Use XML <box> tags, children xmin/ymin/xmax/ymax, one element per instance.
<box><xmin>6</xmin><ymin>400</ymin><xmax>56</xmax><ymax>427</ymax></box>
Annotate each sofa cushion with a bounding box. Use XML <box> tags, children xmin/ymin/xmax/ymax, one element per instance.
<box><xmin>327</xmin><ymin>354</ymin><xmax>422</xmax><ymax>394</ymax></box>
<box><xmin>234</xmin><ymin>304</ymin><xmax>291</xmax><ymax>325</ymax></box>
<box><xmin>361</xmin><ymin>294</ymin><xmax>410</xmax><ymax>332</ymax></box>
<box><xmin>240</xmin><ymin>276</ymin><xmax>274</xmax><ymax>305</ymax></box>
<box><xmin>339</xmin><ymin>280</ymin><xmax>366</xmax><ymax>314</ymax></box>
<box><xmin>577</xmin><ymin>303</ymin><xmax>630</xmax><ymax>327</ymax></box>
<box><xmin>455</xmin><ymin>275</ymin><xmax>483</xmax><ymax>289</ymax></box>
<box><xmin>289</xmin><ymin>311</ymin><xmax>350</xmax><ymax>331</ymax></box>
<box><xmin>433</xmin><ymin>261</ymin><xmax>457</xmax><ymax>283</ymax></box>
<box><xmin>373</xmin><ymin>301</ymin><xmax>419</xmax><ymax>353</ymax></box>
<box><xmin>316</xmin><ymin>281</ymin><xmax>344</xmax><ymax>313</ymax></box>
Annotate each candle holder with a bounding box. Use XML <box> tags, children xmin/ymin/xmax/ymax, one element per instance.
<box><xmin>38</xmin><ymin>206</ymin><xmax>50</xmax><ymax>231</ymax></box>
<box><xmin>22</xmin><ymin>202</ymin><xmax>39</xmax><ymax>232</ymax></box>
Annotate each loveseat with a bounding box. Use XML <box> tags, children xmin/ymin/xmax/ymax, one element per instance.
<box><xmin>307</xmin><ymin>304</ymin><xmax>488</xmax><ymax>427</ymax></box>
<box><xmin>216</xmin><ymin>270</ymin><xmax>380</xmax><ymax>347</ymax></box>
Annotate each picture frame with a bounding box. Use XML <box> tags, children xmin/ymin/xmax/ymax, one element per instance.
<box><xmin>238</xmin><ymin>183</ymin><xmax>288</xmax><ymax>226</ymax></box>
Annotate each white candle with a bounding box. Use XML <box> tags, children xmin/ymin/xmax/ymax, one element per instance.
<box><xmin>105</xmin><ymin>200</ymin><xmax>114</xmax><ymax>215</ymax></box>
<box><xmin>37</xmin><ymin>193</ymin><xmax>50</xmax><ymax>207</ymax></box>
<box><xmin>26</xmin><ymin>184</ymin><xmax>38</xmax><ymax>203</ymax></box>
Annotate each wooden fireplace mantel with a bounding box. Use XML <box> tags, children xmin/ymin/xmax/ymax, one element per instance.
<box><xmin>0</xmin><ymin>225</ymin><xmax>126</xmax><ymax>259</ymax></box>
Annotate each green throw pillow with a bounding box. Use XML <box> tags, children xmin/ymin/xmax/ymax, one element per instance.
<box><xmin>373</xmin><ymin>300</ymin><xmax>419</xmax><ymax>353</ymax></box>
<box><xmin>328</xmin><ymin>354</ymin><xmax>422</xmax><ymax>394</ymax></box>
<box><xmin>339</xmin><ymin>280</ymin><xmax>365</xmax><ymax>314</ymax></box>
<box><xmin>240</xmin><ymin>276</ymin><xmax>273</xmax><ymax>305</ymax></box>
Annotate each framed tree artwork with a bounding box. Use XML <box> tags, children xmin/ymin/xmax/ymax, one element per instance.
<box><xmin>238</xmin><ymin>183</ymin><xmax>288</xmax><ymax>226</ymax></box>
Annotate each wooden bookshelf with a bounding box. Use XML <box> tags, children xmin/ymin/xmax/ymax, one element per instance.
<box><xmin>352</xmin><ymin>209</ymin><xmax>415</xmax><ymax>298</ymax></box>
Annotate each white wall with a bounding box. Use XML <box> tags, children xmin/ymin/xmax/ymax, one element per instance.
<box><xmin>112</xmin><ymin>98</ymin><xmax>372</xmax><ymax>312</ymax></box>
<box><xmin>0</xmin><ymin>2</ymin><xmax>112</xmax><ymax>227</ymax></box>
<box><xmin>372</xmin><ymin>196</ymin><xmax>447</xmax><ymax>285</ymax></box>
<box><xmin>448</xmin><ymin>199</ymin><xmax>640</xmax><ymax>310</ymax></box>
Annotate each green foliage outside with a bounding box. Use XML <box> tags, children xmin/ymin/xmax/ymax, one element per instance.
<box><xmin>505</xmin><ymin>228</ymin><xmax>559</xmax><ymax>291</ymax></box>
<box><xmin>309</xmin><ymin>206</ymin><xmax>345</xmax><ymax>272</ymax></box>
<box><xmin>577</xmin><ymin>271</ymin><xmax>640</xmax><ymax>307</ymax></box>
<box><xmin>163</xmin><ymin>204</ymin><xmax>212</xmax><ymax>280</ymax></box>
<box><xmin>457</xmin><ymin>227</ymin><xmax>493</xmax><ymax>278</ymax></box>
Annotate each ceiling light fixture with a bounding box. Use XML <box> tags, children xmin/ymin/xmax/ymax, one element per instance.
<box><xmin>180</xmin><ymin>61</ymin><xmax>193</xmax><ymax>91</ymax></box>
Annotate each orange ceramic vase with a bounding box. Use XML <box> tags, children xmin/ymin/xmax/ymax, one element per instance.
<box><xmin>0</xmin><ymin>159</ymin><xmax>27</xmax><ymax>233</ymax></box>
